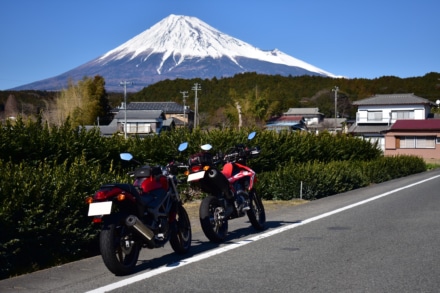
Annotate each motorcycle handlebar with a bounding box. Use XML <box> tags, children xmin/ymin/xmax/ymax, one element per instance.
<box><xmin>219</xmin><ymin>145</ymin><xmax>261</xmax><ymax>164</ymax></box>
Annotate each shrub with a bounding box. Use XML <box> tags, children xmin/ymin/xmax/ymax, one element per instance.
<box><xmin>257</xmin><ymin>155</ymin><xmax>426</xmax><ymax>201</ymax></box>
<box><xmin>0</xmin><ymin>122</ymin><xmax>427</xmax><ymax>279</ymax></box>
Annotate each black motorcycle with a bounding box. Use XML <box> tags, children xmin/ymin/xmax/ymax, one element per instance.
<box><xmin>86</xmin><ymin>142</ymin><xmax>191</xmax><ymax>275</ymax></box>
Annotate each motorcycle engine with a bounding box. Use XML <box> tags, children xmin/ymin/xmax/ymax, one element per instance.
<box><xmin>154</xmin><ymin>217</ymin><xmax>170</xmax><ymax>241</ymax></box>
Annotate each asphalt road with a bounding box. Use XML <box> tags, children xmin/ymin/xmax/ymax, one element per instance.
<box><xmin>1</xmin><ymin>169</ymin><xmax>440</xmax><ymax>292</ymax></box>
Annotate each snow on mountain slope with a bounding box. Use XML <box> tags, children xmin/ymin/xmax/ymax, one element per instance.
<box><xmin>13</xmin><ymin>14</ymin><xmax>337</xmax><ymax>92</ymax></box>
<box><xmin>98</xmin><ymin>14</ymin><xmax>335</xmax><ymax>77</ymax></box>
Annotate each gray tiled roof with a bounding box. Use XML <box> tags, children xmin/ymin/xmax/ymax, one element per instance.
<box><xmin>284</xmin><ymin>107</ymin><xmax>322</xmax><ymax>115</ymax></box>
<box><xmin>114</xmin><ymin>110</ymin><xmax>164</xmax><ymax>120</ymax></box>
<box><xmin>127</xmin><ymin>102</ymin><xmax>185</xmax><ymax>113</ymax></box>
<box><xmin>348</xmin><ymin>124</ymin><xmax>390</xmax><ymax>134</ymax></box>
<box><xmin>353</xmin><ymin>93</ymin><xmax>434</xmax><ymax>106</ymax></box>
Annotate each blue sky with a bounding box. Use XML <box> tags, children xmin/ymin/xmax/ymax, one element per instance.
<box><xmin>1</xmin><ymin>0</ymin><xmax>439</xmax><ymax>90</ymax></box>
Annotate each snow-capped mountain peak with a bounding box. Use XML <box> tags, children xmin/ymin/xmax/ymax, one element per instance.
<box><xmin>99</xmin><ymin>14</ymin><xmax>335</xmax><ymax>77</ymax></box>
<box><xmin>13</xmin><ymin>14</ymin><xmax>337</xmax><ymax>92</ymax></box>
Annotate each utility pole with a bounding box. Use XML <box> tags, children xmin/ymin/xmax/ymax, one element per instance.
<box><xmin>332</xmin><ymin>86</ymin><xmax>339</xmax><ymax>133</ymax></box>
<box><xmin>192</xmin><ymin>83</ymin><xmax>201</xmax><ymax>128</ymax></box>
<box><xmin>120</xmin><ymin>81</ymin><xmax>133</xmax><ymax>139</ymax></box>
<box><xmin>180</xmin><ymin>91</ymin><xmax>188</xmax><ymax>127</ymax></box>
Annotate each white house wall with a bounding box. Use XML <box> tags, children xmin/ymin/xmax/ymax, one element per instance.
<box><xmin>356</xmin><ymin>104</ymin><xmax>427</xmax><ymax>125</ymax></box>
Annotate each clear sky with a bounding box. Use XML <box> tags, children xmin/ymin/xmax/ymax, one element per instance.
<box><xmin>1</xmin><ymin>0</ymin><xmax>439</xmax><ymax>90</ymax></box>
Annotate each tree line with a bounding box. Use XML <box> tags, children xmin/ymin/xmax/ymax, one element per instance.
<box><xmin>1</xmin><ymin>72</ymin><xmax>439</xmax><ymax>128</ymax></box>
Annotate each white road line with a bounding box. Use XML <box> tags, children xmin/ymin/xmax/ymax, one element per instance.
<box><xmin>86</xmin><ymin>174</ymin><xmax>440</xmax><ymax>293</ymax></box>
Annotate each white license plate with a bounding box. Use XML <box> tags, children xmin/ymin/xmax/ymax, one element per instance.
<box><xmin>187</xmin><ymin>171</ymin><xmax>205</xmax><ymax>182</ymax></box>
<box><xmin>88</xmin><ymin>201</ymin><xmax>112</xmax><ymax>216</ymax></box>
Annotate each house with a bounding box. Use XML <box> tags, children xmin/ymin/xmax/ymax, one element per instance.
<box><xmin>125</xmin><ymin>102</ymin><xmax>192</xmax><ymax>127</ymax></box>
<box><xmin>86</xmin><ymin>109</ymin><xmax>167</xmax><ymax>137</ymax></box>
<box><xmin>283</xmin><ymin>108</ymin><xmax>324</xmax><ymax>127</ymax></box>
<box><xmin>85</xmin><ymin>101</ymin><xmax>192</xmax><ymax>137</ymax></box>
<box><xmin>348</xmin><ymin>93</ymin><xmax>435</xmax><ymax>151</ymax></box>
<box><xmin>265</xmin><ymin>115</ymin><xmax>308</xmax><ymax>132</ymax></box>
<box><xmin>274</xmin><ymin>107</ymin><xmax>346</xmax><ymax>133</ymax></box>
<box><xmin>383</xmin><ymin>119</ymin><xmax>440</xmax><ymax>160</ymax></box>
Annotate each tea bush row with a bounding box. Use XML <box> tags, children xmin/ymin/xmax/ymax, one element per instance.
<box><xmin>0</xmin><ymin>118</ymin><xmax>426</xmax><ymax>279</ymax></box>
<box><xmin>257</xmin><ymin>155</ymin><xmax>427</xmax><ymax>200</ymax></box>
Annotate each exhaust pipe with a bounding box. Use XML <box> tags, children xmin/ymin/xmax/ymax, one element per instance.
<box><xmin>125</xmin><ymin>215</ymin><xmax>155</xmax><ymax>245</ymax></box>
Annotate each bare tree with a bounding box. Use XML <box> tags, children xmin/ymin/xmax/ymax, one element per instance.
<box><xmin>5</xmin><ymin>94</ymin><xmax>19</xmax><ymax>119</ymax></box>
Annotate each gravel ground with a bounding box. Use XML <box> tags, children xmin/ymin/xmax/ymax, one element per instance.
<box><xmin>182</xmin><ymin>199</ymin><xmax>307</xmax><ymax>232</ymax></box>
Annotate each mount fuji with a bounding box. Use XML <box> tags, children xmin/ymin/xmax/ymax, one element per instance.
<box><xmin>14</xmin><ymin>14</ymin><xmax>337</xmax><ymax>92</ymax></box>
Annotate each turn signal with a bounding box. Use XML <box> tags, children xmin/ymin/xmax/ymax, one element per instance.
<box><xmin>85</xmin><ymin>197</ymin><xmax>93</xmax><ymax>204</ymax></box>
<box><xmin>117</xmin><ymin>194</ymin><xmax>126</xmax><ymax>201</ymax></box>
<box><xmin>184</xmin><ymin>170</ymin><xmax>189</xmax><ymax>176</ymax></box>
<box><xmin>203</xmin><ymin>166</ymin><xmax>210</xmax><ymax>171</ymax></box>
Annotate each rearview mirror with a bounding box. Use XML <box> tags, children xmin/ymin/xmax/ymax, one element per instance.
<box><xmin>201</xmin><ymin>144</ymin><xmax>212</xmax><ymax>151</ymax></box>
<box><xmin>120</xmin><ymin>153</ymin><xmax>133</xmax><ymax>161</ymax></box>
<box><xmin>178</xmin><ymin>142</ymin><xmax>188</xmax><ymax>152</ymax></box>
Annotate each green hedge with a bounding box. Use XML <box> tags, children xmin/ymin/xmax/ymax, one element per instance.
<box><xmin>0</xmin><ymin>119</ymin><xmax>427</xmax><ymax>279</ymax></box>
<box><xmin>0</xmin><ymin>156</ymin><xmax>126</xmax><ymax>278</ymax></box>
<box><xmin>257</xmin><ymin>155</ymin><xmax>426</xmax><ymax>201</ymax></box>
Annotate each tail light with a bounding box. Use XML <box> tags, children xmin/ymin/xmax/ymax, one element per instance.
<box><xmin>93</xmin><ymin>187</ymin><xmax>124</xmax><ymax>200</ymax></box>
<box><xmin>92</xmin><ymin>217</ymin><xmax>103</xmax><ymax>224</ymax></box>
<box><xmin>191</xmin><ymin>166</ymin><xmax>202</xmax><ymax>172</ymax></box>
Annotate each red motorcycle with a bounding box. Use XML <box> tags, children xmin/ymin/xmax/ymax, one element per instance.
<box><xmin>86</xmin><ymin>142</ymin><xmax>191</xmax><ymax>275</ymax></box>
<box><xmin>186</xmin><ymin>132</ymin><xmax>266</xmax><ymax>242</ymax></box>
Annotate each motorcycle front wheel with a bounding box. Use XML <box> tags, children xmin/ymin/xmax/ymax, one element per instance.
<box><xmin>99</xmin><ymin>222</ymin><xmax>141</xmax><ymax>276</ymax></box>
<box><xmin>199</xmin><ymin>195</ymin><xmax>228</xmax><ymax>243</ymax></box>
<box><xmin>170</xmin><ymin>204</ymin><xmax>192</xmax><ymax>254</ymax></box>
<box><xmin>247</xmin><ymin>189</ymin><xmax>266</xmax><ymax>231</ymax></box>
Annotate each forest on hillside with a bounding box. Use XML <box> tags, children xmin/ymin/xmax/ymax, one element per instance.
<box><xmin>1</xmin><ymin>72</ymin><xmax>439</xmax><ymax>127</ymax></box>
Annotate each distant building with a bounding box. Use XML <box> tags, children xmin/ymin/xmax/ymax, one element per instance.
<box><xmin>267</xmin><ymin>107</ymin><xmax>346</xmax><ymax>133</ymax></box>
<box><xmin>265</xmin><ymin>115</ymin><xmax>308</xmax><ymax>132</ymax></box>
<box><xmin>383</xmin><ymin>119</ymin><xmax>440</xmax><ymax>160</ymax></box>
<box><xmin>348</xmin><ymin>93</ymin><xmax>434</xmax><ymax>151</ymax></box>
<box><xmin>85</xmin><ymin>101</ymin><xmax>192</xmax><ymax>137</ymax></box>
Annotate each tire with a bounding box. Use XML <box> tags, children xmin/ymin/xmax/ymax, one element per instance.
<box><xmin>247</xmin><ymin>189</ymin><xmax>266</xmax><ymax>231</ymax></box>
<box><xmin>170</xmin><ymin>204</ymin><xmax>192</xmax><ymax>254</ymax></box>
<box><xmin>199</xmin><ymin>195</ymin><xmax>228</xmax><ymax>243</ymax></box>
<box><xmin>99</xmin><ymin>222</ymin><xmax>141</xmax><ymax>276</ymax></box>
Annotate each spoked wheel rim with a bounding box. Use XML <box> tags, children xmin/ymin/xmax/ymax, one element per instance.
<box><xmin>247</xmin><ymin>190</ymin><xmax>266</xmax><ymax>231</ymax></box>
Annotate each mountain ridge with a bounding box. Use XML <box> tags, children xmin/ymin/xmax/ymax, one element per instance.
<box><xmin>12</xmin><ymin>14</ymin><xmax>338</xmax><ymax>92</ymax></box>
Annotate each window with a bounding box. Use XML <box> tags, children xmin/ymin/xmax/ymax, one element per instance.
<box><xmin>416</xmin><ymin>136</ymin><xmax>435</xmax><ymax>148</ymax></box>
<box><xmin>399</xmin><ymin>136</ymin><xmax>435</xmax><ymax>149</ymax></box>
<box><xmin>391</xmin><ymin>111</ymin><xmax>414</xmax><ymax>120</ymax></box>
<box><xmin>367</xmin><ymin>111</ymin><xmax>383</xmax><ymax>121</ymax></box>
<box><xmin>137</xmin><ymin>123</ymin><xmax>151</xmax><ymax>133</ymax></box>
<box><xmin>127</xmin><ymin>123</ymin><xmax>137</xmax><ymax>133</ymax></box>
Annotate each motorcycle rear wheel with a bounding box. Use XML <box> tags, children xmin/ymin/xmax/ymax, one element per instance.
<box><xmin>170</xmin><ymin>204</ymin><xmax>192</xmax><ymax>254</ymax></box>
<box><xmin>199</xmin><ymin>195</ymin><xmax>228</xmax><ymax>243</ymax></box>
<box><xmin>99</xmin><ymin>223</ymin><xmax>141</xmax><ymax>276</ymax></box>
<box><xmin>247</xmin><ymin>189</ymin><xmax>266</xmax><ymax>231</ymax></box>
